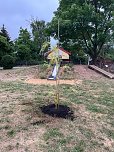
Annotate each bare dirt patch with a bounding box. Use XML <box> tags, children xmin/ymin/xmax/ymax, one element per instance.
<box><xmin>0</xmin><ymin>66</ymin><xmax>38</xmax><ymax>82</ymax></box>
<box><xmin>25</xmin><ymin>78</ymin><xmax>82</xmax><ymax>85</ymax></box>
<box><xmin>74</xmin><ymin>65</ymin><xmax>103</xmax><ymax>80</ymax></box>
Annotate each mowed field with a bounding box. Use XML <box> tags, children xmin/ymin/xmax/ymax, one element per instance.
<box><xmin>0</xmin><ymin>65</ymin><xmax>114</xmax><ymax>152</ymax></box>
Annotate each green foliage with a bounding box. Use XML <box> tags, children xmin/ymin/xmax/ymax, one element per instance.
<box><xmin>105</xmin><ymin>48</ymin><xmax>114</xmax><ymax>61</ymax></box>
<box><xmin>15</xmin><ymin>28</ymin><xmax>32</xmax><ymax>64</ymax></box>
<box><xmin>15</xmin><ymin>27</ymin><xmax>31</xmax><ymax>47</ymax></box>
<box><xmin>16</xmin><ymin>44</ymin><xmax>31</xmax><ymax>62</ymax></box>
<box><xmin>40</xmin><ymin>41</ymin><xmax>50</xmax><ymax>55</ymax></box>
<box><xmin>7</xmin><ymin>130</ymin><xmax>15</xmax><ymax>137</ymax></box>
<box><xmin>71</xmin><ymin>49</ymin><xmax>88</xmax><ymax>64</ymax></box>
<box><xmin>63</xmin><ymin>65</ymin><xmax>71</xmax><ymax>72</ymax></box>
<box><xmin>25</xmin><ymin>59</ymin><xmax>43</xmax><ymax>65</ymax></box>
<box><xmin>0</xmin><ymin>25</ymin><xmax>14</xmax><ymax>61</ymax></box>
<box><xmin>48</xmin><ymin>0</ymin><xmax>114</xmax><ymax>64</ymax></box>
<box><xmin>0</xmin><ymin>35</ymin><xmax>8</xmax><ymax>60</ymax></box>
<box><xmin>1</xmin><ymin>55</ymin><xmax>15</xmax><ymax>69</ymax></box>
<box><xmin>0</xmin><ymin>24</ymin><xmax>10</xmax><ymax>42</ymax></box>
<box><xmin>38</xmin><ymin>63</ymin><xmax>51</xmax><ymax>79</ymax></box>
<box><xmin>59</xmin><ymin>65</ymin><xmax>74</xmax><ymax>80</ymax></box>
<box><xmin>42</xmin><ymin>62</ymin><xmax>49</xmax><ymax>69</ymax></box>
<box><xmin>14</xmin><ymin>20</ymin><xmax>49</xmax><ymax>65</ymax></box>
<box><xmin>30</xmin><ymin>18</ymin><xmax>50</xmax><ymax>55</ymax></box>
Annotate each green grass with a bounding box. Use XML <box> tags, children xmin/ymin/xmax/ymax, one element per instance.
<box><xmin>78</xmin><ymin>126</ymin><xmax>94</xmax><ymax>140</ymax></box>
<box><xmin>101</xmin><ymin>128</ymin><xmax>114</xmax><ymax>139</ymax></box>
<box><xmin>106</xmin><ymin>129</ymin><xmax>114</xmax><ymax>139</ymax></box>
<box><xmin>86</xmin><ymin>104</ymin><xmax>106</xmax><ymax>114</ymax></box>
<box><xmin>7</xmin><ymin>130</ymin><xmax>16</xmax><ymax>137</ymax></box>
<box><xmin>44</xmin><ymin>128</ymin><xmax>63</xmax><ymax>141</ymax></box>
<box><xmin>71</xmin><ymin>140</ymin><xmax>86</xmax><ymax>152</ymax></box>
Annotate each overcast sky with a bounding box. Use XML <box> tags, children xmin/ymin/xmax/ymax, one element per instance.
<box><xmin>0</xmin><ymin>0</ymin><xmax>59</xmax><ymax>40</ymax></box>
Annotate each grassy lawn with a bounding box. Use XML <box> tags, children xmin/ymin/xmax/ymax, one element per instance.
<box><xmin>0</xmin><ymin>66</ymin><xmax>114</xmax><ymax>152</ymax></box>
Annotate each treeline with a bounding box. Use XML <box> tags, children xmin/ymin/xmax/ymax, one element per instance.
<box><xmin>1</xmin><ymin>0</ymin><xmax>114</xmax><ymax>69</ymax></box>
<box><xmin>0</xmin><ymin>19</ymin><xmax>49</xmax><ymax>69</ymax></box>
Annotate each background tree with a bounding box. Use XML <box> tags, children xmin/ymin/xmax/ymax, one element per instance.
<box><xmin>17</xmin><ymin>44</ymin><xmax>31</xmax><ymax>65</ymax></box>
<box><xmin>15</xmin><ymin>27</ymin><xmax>31</xmax><ymax>46</ymax></box>
<box><xmin>15</xmin><ymin>27</ymin><xmax>32</xmax><ymax>64</ymax></box>
<box><xmin>0</xmin><ymin>24</ymin><xmax>14</xmax><ymax>62</ymax></box>
<box><xmin>0</xmin><ymin>35</ymin><xmax>8</xmax><ymax>60</ymax></box>
<box><xmin>0</xmin><ymin>24</ymin><xmax>10</xmax><ymax>42</ymax></box>
<box><xmin>30</xmin><ymin>18</ymin><xmax>50</xmax><ymax>58</ymax></box>
<box><xmin>47</xmin><ymin>0</ymin><xmax>114</xmax><ymax>64</ymax></box>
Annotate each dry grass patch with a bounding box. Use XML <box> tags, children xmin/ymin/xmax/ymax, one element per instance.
<box><xmin>0</xmin><ymin>66</ymin><xmax>114</xmax><ymax>152</ymax></box>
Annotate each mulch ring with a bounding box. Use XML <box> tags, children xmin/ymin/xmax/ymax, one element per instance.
<box><xmin>40</xmin><ymin>104</ymin><xmax>74</xmax><ymax>120</ymax></box>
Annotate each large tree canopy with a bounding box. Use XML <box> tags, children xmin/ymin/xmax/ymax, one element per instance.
<box><xmin>30</xmin><ymin>19</ymin><xmax>50</xmax><ymax>54</ymax></box>
<box><xmin>47</xmin><ymin>0</ymin><xmax>114</xmax><ymax>64</ymax></box>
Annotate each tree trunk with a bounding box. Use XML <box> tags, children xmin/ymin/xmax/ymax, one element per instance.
<box><xmin>91</xmin><ymin>54</ymin><xmax>98</xmax><ymax>65</ymax></box>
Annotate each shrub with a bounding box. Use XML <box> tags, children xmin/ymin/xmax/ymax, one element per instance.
<box><xmin>1</xmin><ymin>55</ymin><xmax>15</xmax><ymax>69</ymax></box>
<box><xmin>39</xmin><ymin>72</ymin><xmax>47</xmax><ymax>79</ymax></box>
<box><xmin>63</xmin><ymin>65</ymin><xmax>71</xmax><ymax>72</ymax></box>
<box><xmin>25</xmin><ymin>60</ymin><xmax>43</xmax><ymax>66</ymax></box>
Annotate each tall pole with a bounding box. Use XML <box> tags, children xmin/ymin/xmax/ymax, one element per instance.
<box><xmin>55</xmin><ymin>19</ymin><xmax>60</xmax><ymax>109</ymax></box>
<box><xmin>58</xmin><ymin>19</ymin><xmax>60</xmax><ymax>47</ymax></box>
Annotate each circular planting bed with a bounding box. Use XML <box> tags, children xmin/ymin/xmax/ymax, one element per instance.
<box><xmin>40</xmin><ymin>104</ymin><xmax>74</xmax><ymax>120</ymax></box>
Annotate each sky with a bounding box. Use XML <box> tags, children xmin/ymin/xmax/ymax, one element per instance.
<box><xmin>0</xmin><ymin>0</ymin><xmax>59</xmax><ymax>40</ymax></box>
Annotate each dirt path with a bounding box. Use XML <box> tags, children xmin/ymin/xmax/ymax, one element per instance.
<box><xmin>26</xmin><ymin>78</ymin><xmax>82</xmax><ymax>85</ymax></box>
